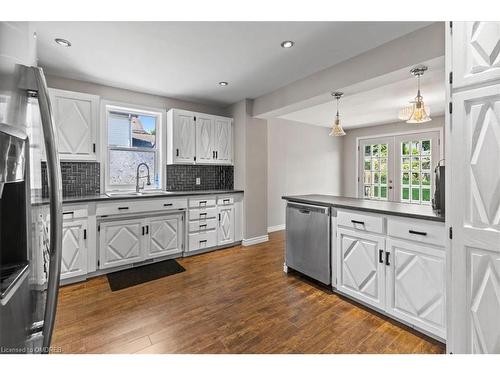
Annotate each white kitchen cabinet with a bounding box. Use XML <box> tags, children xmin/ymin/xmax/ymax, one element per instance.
<box><xmin>217</xmin><ymin>204</ymin><xmax>234</xmax><ymax>246</ymax></box>
<box><xmin>61</xmin><ymin>220</ymin><xmax>88</xmax><ymax>280</ymax></box>
<box><xmin>214</xmin><ymin>116</ymin><xmax>233</xmax><ymax>164</ymax></box>
<box><xmin>48</xmin><ymin>88</ymin><xmax>99</xmax><ymax>161</ymax></box>
<box><xmin>336</xmin><ymin>228</ymin><xmax>386</xmax><ymax>310</ymax></box>
<box><xmin>167</xmin><ymin>109</ymin><xmax>196</xmax><ymax>164</ymax></box>
<box><xmin>167</xmin><ymin>109</ymin><xmax>233</xmax><ymax>165</ymax></box>
<box><xmin>146</xmin><ymin>214</ymin><xmax>183</xmax><ymax>259</ymax></box>
<box><xmin>99</xmin><ymin>218</ymin><xmax>144</xmax><ymax>269</ymax></box>
<box><xmin>386</xmin><ymin>238</ymin><xmax>446</xmax><ymax>339</ymax></box>
<box><xmin>195</xmin><ymin>113</ymin><xmax>216</xmax><ymax>164</ymax></box>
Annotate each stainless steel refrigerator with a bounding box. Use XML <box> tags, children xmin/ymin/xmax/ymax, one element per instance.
<box><xmin>0</xmin><ymin>22</ymin><xmax>62</xmax><ymax>354</ymax></box>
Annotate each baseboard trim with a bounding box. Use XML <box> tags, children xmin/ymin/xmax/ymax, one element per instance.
<box><xmin>268</xmin><ymin>224</ymin><xmax>285</xmax><ymax>233</ymax></box>
<box><xmin>242</xmin><ymin>235</ymin><xmax>269</xmax><ymax>246</ymax></box>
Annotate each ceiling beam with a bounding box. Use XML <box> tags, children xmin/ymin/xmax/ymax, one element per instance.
<box><xmin>252</xmin><ymin>22</ymin><xmax>445</xmax><ymax>119</ymax></box>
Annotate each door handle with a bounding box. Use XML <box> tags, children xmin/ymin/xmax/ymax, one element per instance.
<box><xmin>176</xmin><ymin>148</ymin><xmax>179</xmax><ymax>157</ymax></box>
<box><xmin>142</xmin><ymin>226</ymin><xmax>145</xmax><ymax>236</ymax></box>
<box><xmin>379</xmin><ymin>249</ymin><xmax>384</xmax><ymax>263</ymax></box>
<box><xmin>385</xmin><ymin>252</ymin><xmax>390</xmax><ymax>266</ymax></box>
<box><xmin>146</xmin><ymin>225</ymin><xmax>149</xmax><ymax>235</ymax></box>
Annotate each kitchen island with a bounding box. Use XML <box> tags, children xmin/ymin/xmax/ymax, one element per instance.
<box><xmin>282</xmin><ymin>194</ymin><xmax>446</xmax><ymax>342</ymax></box>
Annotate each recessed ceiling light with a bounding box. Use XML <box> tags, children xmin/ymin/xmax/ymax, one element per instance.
<box><xmin>218</xmin><ymin>81</ymin><xmax>228</xmax><ymax>86</ymax></box>
<box><xmin>280</xmin><ymin>40</ymin><xmax>295</xmax><ymax>48</ymax></box>
<box><xmin>55</xmin><ymin>38</ymin><xmax>71</xmax><ymax>47</ymax></box>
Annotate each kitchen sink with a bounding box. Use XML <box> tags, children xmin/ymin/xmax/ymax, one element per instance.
<box><xmin>105</xmin><ymin>190</ymin><xmax>169</xmax><ymax>197</ymax></box>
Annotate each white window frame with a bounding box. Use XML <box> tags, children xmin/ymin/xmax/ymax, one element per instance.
<box><xmin>356</xmin><ymin>127</ymin><xmax>444</xmax><ymax>204</ymax></box>
<box><xmin>100</xmin><ymin>100</ymin><xmax>166</xmax><ymax>193</ymax></box>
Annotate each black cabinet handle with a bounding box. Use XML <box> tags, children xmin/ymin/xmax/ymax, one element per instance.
<box><xmin>176</xmin><ymin>148</ymin><xmax>179</xmax><ymax>157</ymax></box>
<box><xmin>93</xmin><ymin>143</ymin><xmax>96</xmax><ymax>153</ymax></box>
<box><xmin>199</xmin><ymin>224</ymin><xmax>207</xmax><ymax>228</ymax></box>
<box><xmin>213</xmin><ymin>151</ymin><xmax>215</xmax><ymax>158</ymax></box>
<box><xmin>163</xmin><ymin>203</ymin><xmax>173</xmax><ymax>207</ymax></box>
<box><xmin>218</xmin><ymin>213</ymin><xmax>221</xmax><ymax>221</ymax></box>
<box><xmin>379</xmin><ymin>249</ymin><xmax>384</xmax><ymax>263</ymax></box>
<box><xmin>199</xmin><ymin>212</ymin><xmax>207</xmax><ymax>216</ymax></box>
<box><xmin>146</xmin><ymin>225</ymin><xmax>149</xmax><ymax>234</ymax></box>
<box><xmin>118</xmin><ymin>207</ymin><xmax>129</xmax><ymax>210</ymax></box>
<box><xmin>409</xmin><ymin>230</ymin><xmax>427</xmax><ymax>236</ymax></box>
<box><xmin>216</xmin><ymin>151</ymin><xmax>218</xmax><ymax>159</ymax></box>
<box><xmin>199</xmin><ymin>200</ymin><xmax>207</xmax><ymax>205</ymax></box>
<box><xmin>142</xmin><ymin>226</ymin><xmax>145</xmax><ymax>235</ymax></box>
<box><xmin>83</xmin><ymin>229</ymin><xmax>87</xmax><ymax>240</ymax></box>
<box><xmin>199</xmin><ymin>239</ymin><xmax>207</xmax><ymax>244</ymax></box>
<box><xmin>223</xmin><ymin>199</ymin><xmax>230</xmax><ymax>203</ymax></box>
<box><xmin>63</xmin><ymin>211</ymin><xmax>74</xmax><ymax>215</ymax></box>
<box><xmin>351</xmin><ymin>220</ymin><xmax>365</xmax><ymax>225</ymax></box>
<box><xmin>385</xmin><ymin>252</ymin><xmax>390</xmax><ymax>266</ymax></box>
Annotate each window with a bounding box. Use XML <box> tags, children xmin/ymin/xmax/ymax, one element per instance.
<box><xmin>358</xmin><ymin>131</ymin><xmax>440</xmax><ymax>205</ymax></box>
<box><xmin>105</xmin><ymin>105</ymin><xmax>163</xmax><ymax>191</ymax></box>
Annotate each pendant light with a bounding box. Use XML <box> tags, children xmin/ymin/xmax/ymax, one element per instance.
<box><xmin>406</xmin><ymin>66</ymin><xmax>432</xmax><ymax>124</ymax></box>
<box><xmin>329</xmin><ymin>92</ymin><xmax>346</xmax><ymax>137</ymax></box>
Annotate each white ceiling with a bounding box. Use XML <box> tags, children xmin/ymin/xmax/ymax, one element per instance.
<box><xmin>279</xmin><ymin>64</ymin><xmax>446</xmax><ymax>129</ymax></box>
<box><xmin>33</xmin><ymin>21</ymin><xmax>432</xmax><ymax>106</ymax></box>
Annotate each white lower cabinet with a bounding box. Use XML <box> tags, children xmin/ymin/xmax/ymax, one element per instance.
<box><xmin>146</xmin><ymin>214</ymin><xmax>183</xmax><ymax>259</ymax></box>
<box><xmin>385</xmin><ymin>238</ymin><xmax>446</xmax><ymax>339</ymax></box>
<box><xmin>217</xmin><ymin>205</ymin><xmax>234</xmax><ymax>246</ymax></box>
<box><xmin>337</xmin><ymin>228</ymin><xmax>386</xmax><ymax>310</ymax></box>
<box><xmin>99</xmin><ymin>218</ymin><xmax>144</xmax><ymax>269</ymax></box>
<box><xmin>61</xmin><ymin>219</ymin><xmax>88</xmax><ymax>280</ymax></box>
<box><xmin>335</xmin><ymin>209</ymin><xmax>446</xmax><ymax>340</ymax></box>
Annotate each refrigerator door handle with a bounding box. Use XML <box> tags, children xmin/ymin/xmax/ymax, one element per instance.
<box><xmin>32</xmin><ymin>67</ymin><xmax>63</xmax><ymax>353</ymax></box>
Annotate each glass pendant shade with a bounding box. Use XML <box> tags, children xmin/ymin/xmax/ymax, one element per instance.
<box><xmin>329</xmin><ymin>92</ymin><xmax>346</xmax><ymax>137</ymax></box>
<box><xmin>398</xmin><ymin>102</ymin><xmax>431</xmax><ymax>121</ymax></box>
<box><xmin>329</xmin><ymin>113</ymin><xmax>346</xmax><ymax>136</ymax></box>
<box><xmin>405</xmin><ymin>66</ymin><xmax>432</xmax><ymax>124</ymax></box>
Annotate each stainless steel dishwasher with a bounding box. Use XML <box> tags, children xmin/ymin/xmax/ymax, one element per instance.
<box><xmin>285</xmin><ymin>202</ymin><xmax>330</xmax><ymax>285</ymax></box>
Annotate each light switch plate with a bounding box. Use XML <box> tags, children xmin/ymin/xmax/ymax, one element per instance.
<box><xmin>196</xmin><ymin>177</ymin><xmax>201</xmax><ymax>185</ymax></box>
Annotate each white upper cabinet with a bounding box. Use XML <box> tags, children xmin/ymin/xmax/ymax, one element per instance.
<box><xmin>167</xmin><ymin>109</ymin><xmax>233</xmax><ymax>165</ymax></box>
<box><xmin>167</xmin><ymin>109</ymin><xmax>196</xmax><ymax>164</ymax></box>
<box><xmin>49</xmin><ymin>88</ymin><xmax>99</xmax><ymax>161</ymax></box>
<box><xmin>195</xmin><ymin>113</ymin><xmax>216</xmax><ymax>164</ymax></box>
<box><xmin>214</xmin><ymin>116</ymin><xmax>233</xmax><ymax>164</ymax></box>
<box><xmin>453</xmin><ymin>22</ymin><xmax>500</xmax><ymax>89</ymax></box>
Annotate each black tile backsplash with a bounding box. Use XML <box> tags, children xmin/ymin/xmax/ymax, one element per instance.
<box><xmin>42</xmin><ymin>161</ymin><xmax>100</xmax><ymax>198</ymax></box>
<box><xmin>166</xmin><ymin>165</ymin><xmax>233</xmax><ymax>191</ymax></box>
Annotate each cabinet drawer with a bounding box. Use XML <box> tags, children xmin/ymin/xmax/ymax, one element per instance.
<box><xmin>217</xmin><ymin>196</ymin><xmax>234</xmax><ymax>206</ymax></box>
<box><xmin>189</xmin><ymin>197</ymin><xmax>216</xmax><ymax>208</ymax></box>
<box><xmin>188</xmin><ymin>207</ymin><xmax>217</xmax><ymax>220</ymax></box>
<box><xmin>188</xmin><ymin>230</ymin><xmax>217</xmax><ymax>251</ymax></box>
<box><xmin>387</xmin><ymin>217</ymin><xmax>445</xmax><ymax>247</ymax></box>
<box><xmin>337</xmin><ymin>209</ymin><xmax>384</xmax><ymax>234</ymax></box>
<box><xmin>188</xmin><ymin>219</ymin><xmax>217</xmax><ymax>233</ymax></box>
<box><xmin>96</xmin><ymin>198</ymin><xmax>187</xmax><ymax>216</ymax></box>
<box><xmin>62</xmin><ymin>207</ymin><xmax>88</xmax><ymax>221</ymax></box>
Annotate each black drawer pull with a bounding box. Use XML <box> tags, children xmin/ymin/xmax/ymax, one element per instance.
<box><xmin>199</xmin><ymin>239</ymin><xmax>207</xmax><ymax>244</ymax></box>
<box><xmin>199</xmin><ymin>212</ymin><xmax>207</xmax><ymax>216</ymax></box>
<box><xmin>63</xmin><ymin>211</ymin><xmax>74</xmax><ymax>215</ymax></box>
<box><xmin>379</xmin><ymin>249</ymin><xmax>384</xmax><ymax>263</ymax></box>
<box><xmin>409</xmin><ymin>230</ymin><xmax>427</xmax><ymax>236</ymax></box>
<box><xmin>118</xmin><ymin>207</ymin><xmax>129</xmax><ymax>210</ymax></box>
<box><xmin>163</xmin><ymin>203</ymin><xmax>173</xmax><ymax>207</ymax></box>
<box><xmin>199</xmin><ymin>224</ymin><xmax>207</xmax><ymax>228</ymax></box>
<box><xmin>223</xmin><ymin>199</ymin><xmax>230</xmax><ymax>203</ymax></box>
<box><xmin>199</xmin><ymin>201</ymin><xmax>207</xmax><ymax>205</ymax></box>
<box><xmin>385</xmin><ymin>252</ymin><xmax>390</xmax><ymax>266</ymax></box>
<box><xmin>351</xmin><ymin>220</ymin><xmax>365</xmax><ymax>225</ymax></box>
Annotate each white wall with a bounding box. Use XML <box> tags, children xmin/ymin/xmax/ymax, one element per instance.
<box><xmin>267</xmin><ymin>118</ymin><xmax>343</xmax><ymax>229</ymax></box>
<box><xmin>342</xmin><ymin>115</ymin><xmax>445</xmax><ymax>197</ymax></box>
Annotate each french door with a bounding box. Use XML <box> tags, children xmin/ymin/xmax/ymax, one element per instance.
<box><xmin>358</xmin><ymin>131</ymin><xmax>441</xmax><ymax>205</ymax></box>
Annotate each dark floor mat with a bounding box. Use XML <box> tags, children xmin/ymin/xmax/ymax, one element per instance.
<box><xmin>106</xmin><ymin>259</ymin><xmax>185</xmax><ymax>291</ymax></box>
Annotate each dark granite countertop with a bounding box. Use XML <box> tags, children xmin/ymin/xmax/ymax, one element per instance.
<box><xmin>32</xmin><ymin>189</ymin><xmax>244</xmax><ymax>206</ymax></box>
<box><xmin>282</xmin><ymin>194</ymin><xmax>444</xmax><ymax>222</ymax></box>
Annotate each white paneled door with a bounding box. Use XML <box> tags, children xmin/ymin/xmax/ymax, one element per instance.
<box><xmin>99</xmin><ymin>218</ymin><xmax>144</xmax><ymax>269</ymax></box>
<box><xmin>172</xmin><ymin>110</ymin><xmax>196</xmax><ymax>163</ymax></box>
<box><xmin>449</xmin><ymin>21</ymin><xmax>500</xmax><ymax>353</ymax></box>
<box><xmin>337</xmin><ymin>228</ymin><xmax>386</xmax><ymax>310</ymax></box>
<box><xmin>49</xmin><ymin>89</ymin><xmax>99</xmax><ymax>161</ymax></box>
<box><xmin>217</xmin><ymin>205</ymin><xmax>234</xmax><ymax>245</ymax></box>
<box><xmin>386</xmin><ymin>238</ymin><xmax>446</xmax><ymax>339</ymax></box>
<box><xmin>147</xmin><ymin>214</ymin><xmax>183</xmax><ymax>258</ymax></box>
<box><xmin>214</xmin><ymin>117</ymin><xmax>233</xmax><ymax>164</ymax></box>
<box><xmin>195</xmin><ymin>114</ymin><xmax>216</xmax><ymax>164</ymax></box>
<box><xmin>61</xmin><ymin>220</ymin><xmax>87</xmax><ymax>280</ymax></box>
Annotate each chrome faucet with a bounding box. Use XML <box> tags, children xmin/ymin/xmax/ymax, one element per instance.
<box><xmin>135</xmin><ymin>163</ymin><xmax>151</xmax><ymax>193</ymax></box>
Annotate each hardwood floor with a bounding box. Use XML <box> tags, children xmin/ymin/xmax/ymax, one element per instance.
<box><xmin>52</xmin><ymin>231</ymin><xmax>445</xmax><ymax>354</ymax></box>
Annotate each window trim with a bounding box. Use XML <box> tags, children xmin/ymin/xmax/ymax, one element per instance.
<box><xmin>100</xmin><ymin>100</ymin><xmax>166</xmax><ymax>193</ymax></box>
<box><xmin>355</xmin><ymin>127</ymin><xmax>444</xmax><ymax>202</ymax></box>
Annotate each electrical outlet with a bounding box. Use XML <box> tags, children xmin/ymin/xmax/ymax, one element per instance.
<box><xmin>196</xmin><ymin>177</ymin><xmax>201</xmax><ymax>185</ymax></box>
